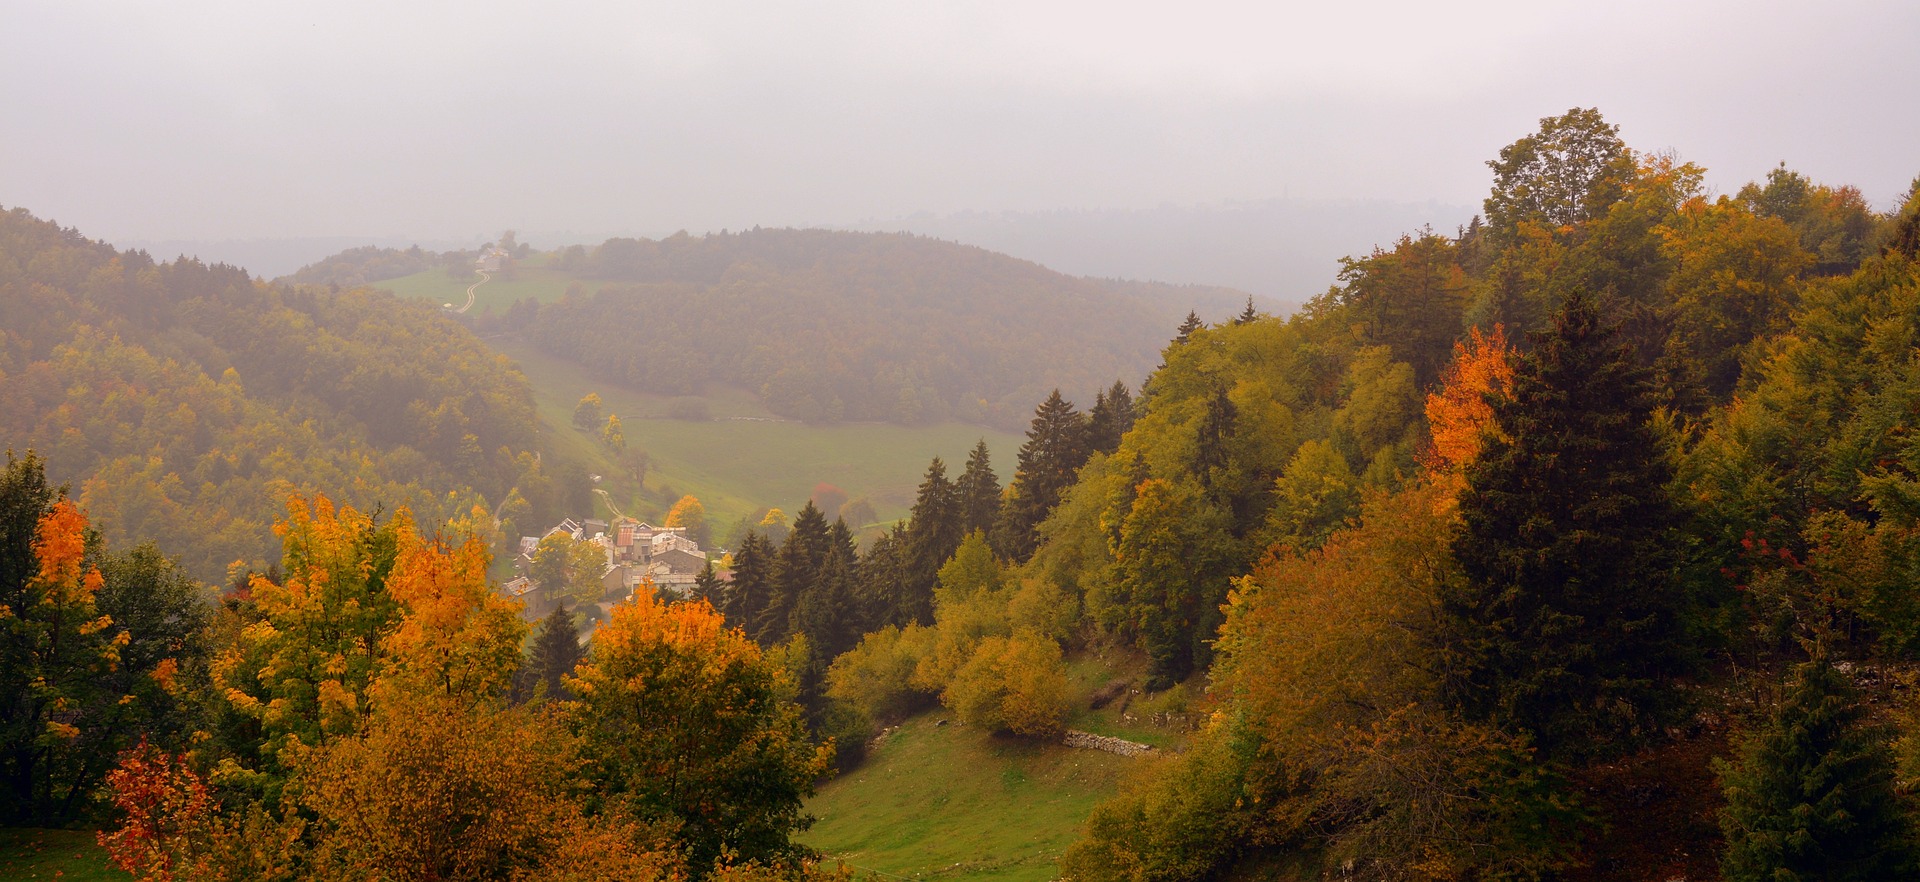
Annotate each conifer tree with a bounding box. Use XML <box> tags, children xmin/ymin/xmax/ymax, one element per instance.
<box><xmin>1233</xmin><ymin>296</ymin><xmax>1258</xmax><ymax>325</ymax></box>
<box><xmin>1718</xmin><ymin>651</ymin><xmax>1914</xmax><ymax>881</ymax></box>
<box><xmin>996</xmin><ymin>391</ymin><xmax>1090</xmax><ymax>562</ymax></box>
<box><xmin>1174</xmin><ymin>311</ymin><xmax>1204</xmax><ymax>344</ymax></box>
<box><xmin>760</xmin><ymin>501</ymin><xmax>829</xmax><ymax>645</ymax></box>
<box><xmin>1441</xmin><ymin>289</ymin><xmax>1684</xmax><ymax>758</ymax></box>
<box><xmin>1086</xmin><ymin>380</ymin><xmax>1136</xmax><ymax>456</ymax></box>
<box><xmin>720</xmin><ymin>531</ymin><xmax>775</xmax><ymax>637</ymax></box>
<box><xmin>955</xmin><ymin>440</ymin><xmax>1002</xmax><ymax>536</ymax></box>
<box><xmin>517</xmin><ymin>603</ymin><xmax>584</xmax><ymax>702</ymax></box>
<box><xmin>901</xmin><ymin>459</ymin><xmax>963</xmax><ymax>625</ymax></box>
<box><xmin>691</xmin><ymin>558</ymin><xmax>723</xmax><ymax>608</ymax></box>
<box><xmin>856</xmin><ymin>525</ymin><xmax>909</xmax><ymax>629</ymax></box>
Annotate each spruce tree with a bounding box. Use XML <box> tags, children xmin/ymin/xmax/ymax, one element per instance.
<box><xmin>1718</xmin><ymin>651</ymin><xmax>1914</xmax><ymax>881</ymax></box>
<box><xmin>518</xmin><ymin>603</ymin><xmax>584</xmax><ymax>702</ymax></box>
<box><xmin>692</xmin><ymin>558</ymin><xmax>724</xmax><ymax>608</ymax></box>
<box><xmin>1232</xmin><ymin>296</ymin><xmax>1258</xmax><ymax>325</ymax></box>
<box><xmin>760</xmin><ymin>502</ymin><xmax>830</xmax><ymax>645</ymax></box>
<box><xmin>721</xmin><ymin>532</ymin><xmax>775</xmax><ymax>638</ymax></box>
<box><xmin>1086</xmin><ymin>380</ymin><xmax>1135</xmax><ymax>456</ymax></box>
<box><xmin>1441</xmin><ymin>289</ymin><xmax>1684</xmax><ymax>758</ymax></box>
<box><xmin>955</xmin><ymin>440</ymin><xmax>1002</xmax><ymax>536</ymax></box>
<box><xmin>996</xmin><ymin>390</ymin><xmax>1090</xmax><ymax>562</ymax></box>
<box><xmin>1174</xmin><ymin>311</ymin><xmax>1204</xmax><ymax>344</ymax></box>
<box><xmin>857</xmin><ymin>525</ymin><xmax>910</xmax><ymax>629</ymax></box>
<box><xmin>901</xmin><ymin>459</ymin><xmax>963</xmax><ymax>625</ymax></box>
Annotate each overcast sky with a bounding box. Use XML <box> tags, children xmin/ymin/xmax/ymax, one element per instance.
<box><xmin>5</xmin><ymin>0</ymin><xmax>1916</xmax><ymax>247</ymax></box>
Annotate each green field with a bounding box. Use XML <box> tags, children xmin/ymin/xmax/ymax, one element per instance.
<box><xmin>374</xmin><ymin>258</ymin><xmax>597</xmax><ymax>314</ymax></box>
<box><xmin>494</xmin><ymin>339</ymin><xmax>1022</xmax><ymax>534</ymax></box>
<box><xmin>0</xmin><ymin>829</ymin><xmax>128</xmax><ymax>881</ymax></box>
<box><xmin>802</xmin><ymin>713</ymin><xmax>1138</xmax><ymax>882</ymax></box>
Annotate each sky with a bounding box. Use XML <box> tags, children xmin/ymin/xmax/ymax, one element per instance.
<box><xmin>4</xmin><ymin>1</ymin><xmax>1917</xmax><ymax>262</ymax></box>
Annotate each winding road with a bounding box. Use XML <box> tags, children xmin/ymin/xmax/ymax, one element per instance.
<box><xmin>457</xmin><ymin>269</ymin><xmax>491</xmax><ymax>313</ymax></box>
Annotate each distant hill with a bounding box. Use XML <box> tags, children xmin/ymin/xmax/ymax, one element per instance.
<box><xmin>855</xmin><ymin>197</ymin><xmax>1474</xmax><ymax>302</ymax></box>
<box><xmin>470</xmin><ymin>228</ymin><xmax>1261</xmax><ymax>429</ymax></box>
<box><xmin>0</xmin><ymin>206</ymin><xmax>566</xmax><ymax>582</ymax></box>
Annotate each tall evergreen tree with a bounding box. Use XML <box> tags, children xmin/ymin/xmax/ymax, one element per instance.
<box><xmin>721</xmin><ymin>531</ymin><xmax>775</xmax><ymax>638</ymax></box>
<box><xmin>900</xmin><ymin>459</ymin><xmax>963</xmax><ymax>625</ymax></box>
<box><xmin>1174</xmin><ymin>311</ymin><xmax>1204</xmax><ymax>344</ymax></box>
<box><xmin>1441</xmin><ymin>289</ymin><xmax>1684</xmax><ymax>758</ymax></box>
<box><xmin>995</xmin><ymin>391</ymin><xmax>1090</xmax><ymax>562</ymax></box>
<box><xmin>955</xmin><ymin>440</ymin><xmax>1002</xmax><ymax>536</ymax></box>
<box><xmin>856</xmin><ymin>525</ymin><xmax>909</xmax><ymax>629</ymax></box>
<box><xmin>759</xmin><ymin>501</ymin><xmax>830</xmax><ymax>645</ymax></box>
<box><xmin>692</xmin><ymin>558</ymin><xmax>724</xmax><ymax>608</ymax></box>
<box><xmin>515</xmin><ymin>603</ymin><xmax>585</xmax><ymax>702</ymax></box>
<box><xmin>1232</xmin><ymin>296</ymin><xmax>1258</xmax><ymax>325</ymax></box>
<box><xmin>1086</xmin><ymin>381</ymin><xmax>1136</xmax><ymax>456</ymax></box>
<box><xmin>1718</xmin><ymin>651</ymin><xmax>1915</xmax><ymax>881</ymax></box>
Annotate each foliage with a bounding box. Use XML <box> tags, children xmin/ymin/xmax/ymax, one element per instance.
<box><xmin>998</xmin><ymin>391</ymin><xmax>1091</xmax><ymax>562</ymax></box>
<box><xmin>569</xmin><ymin>592</ymin><xmax>832</xmax><ymax>875</ymax></box>
<box><xmin>1442</xmin><ymin>291</ymin><xmax>1686</xmax><ymax>759</ymax></box>
<box><xmin>571</xmin><ymin>392</ymin><xmax>602</xmax><ymax>429</ymax></box>
<box><xmin>2</xmin><ymin>454</ymin><xmax>206</xmax><ymax>825</ymax></box>
<box><xmin>529</xmin><ymin>531</ymin><xmax>607</xmax><ymax>607</ymax></box>
<box><xmin>514</xmin><ymin>602</ymin><xmax>584</xmax><ymax>702</ymax></box>
<box><xmin>941</xmin><ymin>630</ymin><xmax>1070</xmax><ymax>737</ymax></box>
<box><xmin>665</xmin><ymin>493</ymin><xmax>710</xmax><ymax>546</ymax></box>
<box><xmin>1718</xmin><ymin>652</ymin><xmax>1915</xmax><ymax>881</ymax></box>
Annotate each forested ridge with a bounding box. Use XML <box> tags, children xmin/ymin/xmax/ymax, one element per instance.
<box><xmin>500</xmin><ymin>228</ymin><xmax>1254</xmax><ymax>427</ymax></box>
<box><xmin>8</xmin><ymin>107</ymin><xmax>1920</xmax><ymax>882</ymax></box>
<box><xmin>0</xmin><ymin>207</ymin><xmax>584</xmax><ymax>581</ymax></box>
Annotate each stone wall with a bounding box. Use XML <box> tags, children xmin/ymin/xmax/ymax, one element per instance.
<box><xmin>1062</xmin><ymin>729</ymin><xmax>1154</xmax><ymax>757</ymax></box>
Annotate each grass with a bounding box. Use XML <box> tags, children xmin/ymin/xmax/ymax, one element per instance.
<box><xmin>801</xmin><ymin>713</ymin><xmax>1137</xmax><ymax>882</ymax></box>
<box><xmin>0</xmin><ymin>829</ymin><xmax>129</xmax><ymax>881</ymax></box>
<box><xmin>374</xmin><ymin>263</ymin><xmax>596</xmax><ymax>314</ymax></box>
<box><xmin>493</xmin><ymin>338</ymin><xmax>1022</xmax><ymax>533</ymax></box>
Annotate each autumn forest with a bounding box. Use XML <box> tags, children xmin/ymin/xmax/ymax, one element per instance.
<box><xmin>6</xmin><ymin>106</ymin><xmax>1920</xmax><ymax>882</ymax></box>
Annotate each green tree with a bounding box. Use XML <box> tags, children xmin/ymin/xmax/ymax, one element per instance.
<box><xmin>1335</xmin><ymin>232</ymin><xmax>1469</xmax><ymax>387</ymax></box>
<box><xmin>1085</xmin><ymin>380</ymin><xmax>1136</xmax><ymax>456</ymax></box>
<box><xmin>1441</xmin><ymin>290</ymin><xmax>1685</xmax><ymax>758</ymax></box>
<box><xmin>900</xmin><ymin>458</ymin><xmax>963</xmax><ymax>625</ymax></box>
<box><xmin>531</xmin><ymin>532</ymin><xmax>607</xmax><ymax>607</ymax></box>
<box><xmin>953</xmin><ymin>441</ymin><xmax>1002</xmax><ymax>536</ymax></box>
<box><xmin>573</xmin><ymin>393</ymin><xmax>603</xmax><ymax>429</ymax></box>
<box><xmin>759</xmin><ymin>502</ymin><xmax>830</xmax><ymax>645</ymax></box>
<box><xmin>515</xmin><ymin>603</ymin><xmax>585</xmax><ymax>702</ymax></box>
<box><xmin>571</xmin><ymin>592</ymin><xmax>830</xmax><ymax>876</ymax></box>
<box><xmin>1483</xmin><ymin>107</ymin><xmax>1634</xmax><ymax>241</ymax></box>
<box><xmin>1718</xmin><ymin>652</ymin><xmax>1914</xmax><ymax>881</ymax></box>
<box><xmin>720</xmin><ymin>532</ymin><xmax>776</xmax><ymax>637</ymax></box>
<box><xmin>996</xmin><ymin>390</ymin><xmax>1090</xmax><ymax>562</ymax></box>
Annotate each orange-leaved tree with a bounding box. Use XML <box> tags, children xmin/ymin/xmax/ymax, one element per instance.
<box><xmin>570</xmin><ymin>591</ymin><xmax>831</xmax><ymax>877</ymax></box>
<box><xmin>1422</xmin><ymin>324</ymin><xmax>1514</xmax><ymax>479</ymax></box>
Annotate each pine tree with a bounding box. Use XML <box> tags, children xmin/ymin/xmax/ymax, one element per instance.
<box><xmin>954</xmin><ymin>440</ymin><xmax>1002</xmax><ymax>536</ymax></box>
<box><xmin>900</xmin><ymin>459</ymin><xmax>963</xmax><ymax>625</ymax></box>
<box><xmin>692</xmin><ymin>558</ymin><xmax>724</xmax><ymax>608</ymax></box>
<box><xmin>1441</xmin><ymin>289</ymin><xmax>1684</xmax><ymax>758</ymax></box>
<box><xmin>996</xmin><ymin>391</ymin><xmax>1090</xmax><ymax>562</ymax></box>
<box><xmin>1086</xmin><ymin>380</ymin><xmax>1135</xmax><ymax>456</ymax></box>
<box><xmin>1232</xmin><ymin>297</ymin><xmax>1258</xmax><ymax>325</ymax></box>
<box><xmin>721</xmin><ymin>532</ymin><xmax>775</xmax><ymax>637</ymax></box>
<box><xmin>517</xmin><ymin>603</ymin><xmax>584</xmax><ymax>702</ymax></box>
<box><xmin>1718</xmin><ymin>651</ymin><xmax>1915</xmax><ymax>881</ymax></box>
<box><xmin>1174</xmin><ymin>311</ymin><xmax>1204</xmax><ymax>344</ymax></box>
<box><xmin>856</xmin><ymin>525</ymin><xmax>909</xmax><ymax>629</ymax></box>
<box><xmin>760</xmin><ymin>502</ymin><xmax>829</xmax><ymax>645</ymax></box>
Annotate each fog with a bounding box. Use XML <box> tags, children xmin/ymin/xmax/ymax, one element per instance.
<box><xmin>5</xmin><ymin>0</ymin><xmax>1915</xmax><ymax>290</ymax></box>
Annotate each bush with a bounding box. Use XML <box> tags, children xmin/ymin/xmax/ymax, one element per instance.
<box><xmin>942</xmin><ymin>630</ymin><xmax>1069</xmax><ymax>737</ymax></box>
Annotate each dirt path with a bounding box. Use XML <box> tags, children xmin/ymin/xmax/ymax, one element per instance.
<box><xmin>459</xmin><ymin>269</ymin><xmax>491</xmax><ymax>313</ymax></box>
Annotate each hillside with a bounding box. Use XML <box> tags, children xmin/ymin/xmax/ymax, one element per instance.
<box><xmin>0</xmin><ymin>206</ymin><xmax>558</xmax><ymax>582</ymax></box>
<box><xmin>308</xmin><ymin>229</ymin><xmax>1262</xmax><ymax>429</ymax></box>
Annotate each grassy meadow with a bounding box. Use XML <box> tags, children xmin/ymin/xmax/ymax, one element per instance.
<box><xmin>802</xmin><ymin>712</ymin><xmax>1138</xmax><ymax>882</ymax></box>
<box><xmin>375</xmin><ymin>254</ymin><xmax>596</xmax><ymax>314</ymax></box>
<box><xmin>493</xmin><ymin>338</ymin><xmax>1022</xmax><ymax>534</ymax></box>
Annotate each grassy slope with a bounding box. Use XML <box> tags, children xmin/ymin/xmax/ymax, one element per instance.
<box><xmin>496</xmin><ymin>338</ymin><xmax>1022</xmax><ymax>531</ymax></box>
<box><xmin>0</xmin><ymin>829</ymin><xmax>129</xmax><ymax>881</ymax></box>
<box><xmin>802</xmin><ymin>713</ymin><xmax>1137</xmax><ymax>882</ymax></box>
<box><xmin>375</xmin><ymin>258</ymin><xmax>592</xmax><ymax>314</ymax></box>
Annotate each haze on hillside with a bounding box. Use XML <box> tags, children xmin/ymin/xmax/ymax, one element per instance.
<box><xmin>5</xmin><ymin>1</ymin><xmax>1917</xmax><ymax>294</ymax></box>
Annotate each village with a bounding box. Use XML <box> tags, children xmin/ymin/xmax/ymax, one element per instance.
<box><xmin>502</xmin><ymin>515</ymin><xmax>724</xmax><ymax>631</ymax></box>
